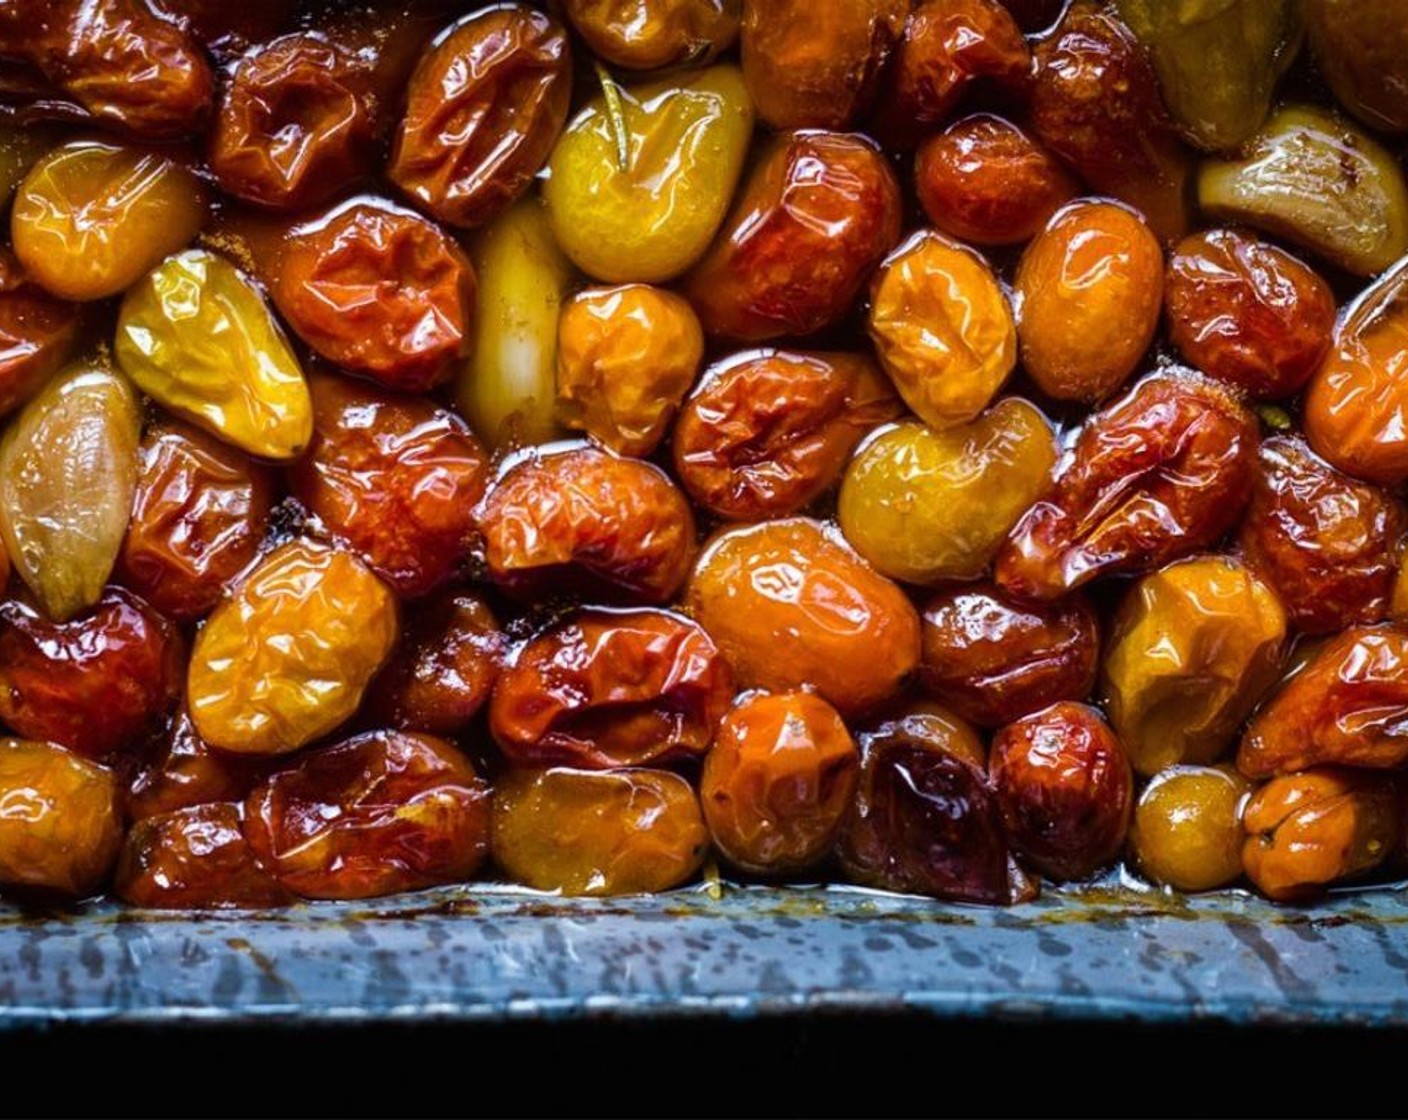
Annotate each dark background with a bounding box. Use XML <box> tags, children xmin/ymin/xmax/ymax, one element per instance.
<box><xmin>11</xmin><ymin>1016</ymin><xmax>1402</xmax><ymax>1118</ymax></box>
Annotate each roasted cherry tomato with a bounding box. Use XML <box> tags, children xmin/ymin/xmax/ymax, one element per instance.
<box><xmin>1238</xmin><ymin>625</ymin><xmax>1408</xmax><ymax>778</ymax></box>
<box><xmin>1130</xmin><ymin>764</ymin><xmax>1251</xmax><ymax>892</ymax></box>
<box><xmin>838</xmin><ymin>707</ymin><xmax>1031</xmax><ymax>904</ymax></box>
<box><xmin>1242</xmin><ymin>768</ymin><xmax>1399</xmax><ymax>902</ymax></box>
<box><xmin>290</xmin><ymin>373</ymin><xmax>489</xmax><ymax>598</ymax></box>
<box><xmin>209</xmin><ymin>32</ymin><xmax>376</xmax><ymax>211</ymax></box>
<box><xmin>117</xmin><ymin>419</ymin><xmax>273</xmax><ymax>621</ymax></box>
<box><xmin>116</xmin><ymin>802</ymin><xmax>294</xmax><ymax>910</ymax></box>
<box><xmin>0</xmin><ymin>587</ymin><xmax>183</xmax><ymax>760</ymax></box>
<box><xmin>990</xmin><ymin>702</ymin><xmax>1133</xmax><ymax>882</ymax></box>
<box><xmin>362</xmin><ymin>590</ymin><xmax>504</xmax><ymax>738</ymax></box>
<box><xmin>685</xmin><ymin>130</ymin><xmax>902</xmax><ymax>341</ymax></box>
<box><xmin>1307</xmin><ymin>0</ymin><xmax>1408</xmax><ymax>134</ymax></box>
<box><xmin>478</xmin><ymin>446</ymin><xmax>695</xmax><ymax>605</ymax></box>
<box><xmin>244</xmin><ymin>730</ymin><xmax>491</xmax><ymax>900</ymax></box>
<box><xmin>701</xmin><ymin>691</ymin><xmax>859</xmax><ymax>876</ymax></box>
<box><xmin>915</xmin><ymin>114</ymin><xmax>1077</xmax><ymax>247</ymax></box>
<box><xmin>684</xmin><ymin>518</ymin><xmax>920</xmax><ymax>717</ymax></box>
<box><xmin>1239</xmin><ymin>436</ymin><xmax>1406</xmax><ymax>635</ymax></box>
<box><xmin>492</xmin><ymin>766</ymin><xmax>707</xmax><ymax>896</ymax></box>
<box><xmin>127</xmin><ymin>706</ymin><xmax>268</xmax><ymax>822</ymax></box>
<box><xmin>271</xmin><ymin>199</ymin><xmax>476</xmax><ymax>394</ymax></box>
<box><xmin>740</xmin><ymin>0</ymin><xmax>905</xmax><ymax>129</ymax></box>
<box><xmin>556</xmin><ymin>285</ymin><xmax>704</xmax><ymax>458</ymax></box>
<box><xmin>996</xmin><ymin>374</ymin><xmax>1259</xmax><ymax>601</ymax></box>
<box><xmin>1015</xmin><ymin>200</ymin><xmax>1164</xmax><ymax>403</ymax></box>
<box><xmin>672</xmin><ymin>350</ymin><xmax>900</xmax><ymax>522</ymax></box>
<box><xmin>920</xmin><ymin>584</ymin><xmax>1099</xmax><ymax>729</ymax></box>
<box><xmin>1165</xmin><ymin>229</ymin><xmax>1335</xmax><ymax>401</ymax></box>
<box><xmin>0</xmin><ymin>739</ymin><xmax>122</xmax><ymax>896</ymax></box>
<box><xmin>489</xmin><ymin>609</ymin><xmax>733</xmax><ymax>769</ymax></box>
<box><xmin>187</xmin><ymin>540</ymin><xmax>399</xmax><ymax>756</ymax></box>
<box><xmin>389</xmin><ymin>5</ymin><xmax>571</xmax><ymax>230</ymax></box>
<box><xmin>562</xmin><ymin>0</ymin><xmax>739</xmax><ymax>70</ymax></box>
<box><xmin>1029</xmin><ymin>3</ymin><xmax>1192</xmax><ymax>241</ymax></box>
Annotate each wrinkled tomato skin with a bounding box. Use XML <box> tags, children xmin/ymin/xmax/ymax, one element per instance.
<box><xmin>915</xmin><ymin>114</ymin><xmax>1078</xmax><ymax>247</ymax></box>
<box><xmin>989</xmin><ymin>701</ymin><xmax>1133</xmax><ymax>882</ymax></box>
<box><xmin>740</xmin><ymin>0</ymin><xmax>906</xmax><ymax>130</ymax></box>
<box><xmin>562</xmin><ymin>0</ymin><xmax>739</xmax><ymax>71</ymax></box>
<box><xmin>127</xmin><ymin>706</ymin><xmax>269</xmax><ymax>823</ymax></box>
<box><xmin>389</xmin><ymin>5</ymin><xmax>571</xmax><ymax>230</ymax></box>
<box><xmin>478</xmin><ymin>446</ymin><xmax>696</xmax><ymax>606</ymax></box>
<box><xmin>920</xmin><ymin>584</ymin><xmax>1100</xmax><ymax>729</ymax></box>
<box><xmin>14</xmin><ymin>0</ymin><xmax>214</xmax><ymax>140</ymax></box>
<box><xmin>0</xmin><ymin>588</ymin><xmax>183</xmax><ymax>761</ymax></box>
<box><xmin>362</xmin><ymin>591</ymin><xmax>504</xmax><ymax>737</ymax></box>
<box><xmin>995</xmin><ymin>373</ymin><xmax>1260</xmax><ymax>601</ymax></box>
<box><xmin>489</xmin><ymin>609</ymin><xmax>733</xmax><ymax>770</ymax></box>
<box><xmin>1242</xmin><ymin>768</ymin><xmax>1399</xmax><ymax>902</ymax></box>
<box><xmin>684</xmin><ymin>130</ymin><xmax>902</xmax><ymax>342</ymax></box>
<box><xmin>1029</xmin><ymin>2</ymin><xmax>1193</xmax><ymax>241</ymax></box>
<box><xmin>491</xmin><ymin>766</ymin><xmax>707</xmax><ymax>895</ymax></box>
<box><xmin>271</xmin><ymin>200</ymin><xmax>475</xmax><ymax>394</ymax></box>
<box><xmin>117</xmin><ymin>420</ymin><xmax>274</xmax><ymax>622</ymax></box>
<box><xmin>243</xmin><ymin>730</ymin><xmax>491</xmax><ymax>901</ymax></box>
<box><xmin>1239</xmin><ymin>625</ymin><xmax>1408</xmax><ymax>778</ymax></box>
<box><xmin>837</xmin><ymin>714</ymin><xmax>1030</xmax><ymax>904</ymax></box>
<box><xmin>0</xmin><ymin>739</ymin><xmax>122</xmax><ymax>897</ymax></box>
<box><xmin>209</xmin><ymin>32</ymin><xmax>376</xmax><ymax>211</ymax></box>
<box><xmin>0</xmin><ymin>248</ymin><xmax>79</xmax><ymax>419</ymax></box>
<box><xmin>290</xmin><ymin>373</ymin><xmax>490</xmax><ymax>599</ymax></box>
<box><xmin>671</xmin><ymin>350</ymin><xmax>901</xmax><ymax>522</ymax></box>
<box><xmin>116</xmin><ymin>802</ymin><xmax>294</xmax><ymax>909</ymax></box>
<box><xmin>1166</xmin><ymin>230</ymin><xmax>1336</xmax><ymax>400</ymax></box>
<box><xmin>1239</xmin><ymin>436</ymin><xmax>1406</xmax><ymax>635</ymax></box>
<box><xmin>870</xmin><ymin>0</ymin><xmax>1031</xmax><ymax>149</ymax></box>
<box><xmin>683</xmin><ymin>519</ymin><xmax>920</xmax><ymax>718</ymax></box>
<box><xmin>701</xmin><ymin>690</ymin><xmax>859</xmax><ymax>875</ymax></box>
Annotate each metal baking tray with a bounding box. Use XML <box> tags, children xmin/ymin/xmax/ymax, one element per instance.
<box><xmin>4</xmin><ymin>883</ymin><xmax>1406</xmax><ymax>1028</ymax></box>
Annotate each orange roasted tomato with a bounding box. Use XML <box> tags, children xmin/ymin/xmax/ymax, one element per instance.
<box><xmin>0</xmin><ymin>739</ymin><xmax>122</xmax><ymax>896</ymax></box>
<box><xmin>701</xmin><ymin>691</ymin><xmax>859</xmax><ymax>875</ymax></box>
<box><xmin>1304</xmin><ymin>258</ymin><xmax>1408</xmax><ymax>486</ymax></box>
<box><xmin>389</xmin><ymin>5</ymin><xmax>571</xmax><ymax>230</ymax></box>
<box><xmin>290</xmin><ymin>373</ymin><xmax>490</xmax><ymax>598</ymax></box>
<box><xmin>271</xmin><ymin>199</ymin><xmax>476</xmax><ymax>394</ymax></box>
<box><xmin>740</xmin><ymin>0</ymin><xmax>906</xmax><ymax>130</ymax></box>
<box><xmin>208</xmin><ymin>32</ymin><xmax>376</xmax><ymax>211</ymax></box>
<box><xmin>1239</xmin><ymin>625</ymin><xmax>1408</xmax><ymax>778</ymax></box>
<box><xmin>1165</xmin><ymin>229</ymin><xmax>1336</xmax><ymax>401</ymax></box>
<box><xmin>555</xmin><ymin>284</ymin><xmax>704</xmax><ymax>458</ymax></box>
<box><xmin>989</xmin><ymin>702</ymin><xmax>1133</xmax><ymax>882</ymax></box>
<box><xmin>562</xmin><ymin>0</ymin><xmax>739</xmax><ymax>70</ymax></box>
<box><xmin>1029</xmin><ymin>2</ymin><xmax>1193</xmax><ymax>241</ymax></box>
<box><xmin>0</xmin><ymin>587</ymin><xmax>183</xmax><ymax>760</ymax></box>
<box><xmin>243</xmin><ymin>730</ymin><xmax>491</xmax><ymax>900</ymax></box>
<box><xmin>671</xmin><ymin>350</ymin><xmax>901</xmax><ymax>521</ymax></box>
<box><xmin>116</xmin><ymin>419</ymin><xmax>274</xmax><ymax>622</ymax></box>
<box><xmin>920</xmin><ymin>584</ymin><xmax>1100</xmax><ymax>729</ymax></box>
<box><xmin>0</xmin><ymin>248</ymin><xmax>79</xmax><ymax>419</ymax></box>
<box><xmin>116</xmin><ymin>802</ymin><xmax>294</xmax><ymax>910</ymax></box>
<box><xmin>837</xmin><ymin>707</ymin><xmax>1031</xmax><ymax>904</ymax></box>
<box><xmin>489</xmin><ymin>609</ymin><xmax>733</xmax><ymax>769</ymax></box>
<box><xmin>915</xmin><ymin>114</ymin><xmax>1078</xmax><ymax>247</ymax></box>
<box><xmin>684</xmin><ymin>130</ymin><xmax>902</xmax><ymax>341</ymax></box>
<box><xmin>996</xmin><ymin>373</ymin><xmax>1259</xmax><ymax>601</ymax></box>
<box><xmin>1015</xmin><ymin>200</ymin><xmax>1164</xmax><ymax>403</ymax></box>
<box><xmin>492</xmin><ymin>766</ymin><xmax>707</xmax><ymax>896</ymax></box>
<box><xmin>683</xmin><ymin>518</ymin><xmax>920</xmax><ymax>717</ymax></box>
<box><xmin>1242</xmin><ymin>768</ymin><xmax>1399</xmax><ymax>902</ymax></box>
<box><xmin>478</xmin><ymin>445</ymin><xmax>696</xmax><ymax>605</ymax></box>
<box><xmin>870</xmin><ymin>0</ymin><xmax>1030</xmax><ymax>149</ymax></box>
<box><xmin>362</xmin><ymin>590</ymin><xmax>504</xmax><ymax>737</ymax></box>
<box><xmin>1238</xmin><ymin>436</ymin><xmax>1406</xmax><ymax>635</ymax></box>
<box><xmin>127</xmin><ymin>706</ymin><xmax>269</xmax><ymax>822</ymax></box>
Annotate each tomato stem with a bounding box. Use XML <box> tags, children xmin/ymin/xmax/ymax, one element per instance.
<box><xmin>594</xmin><ymin>61</ymin><xmax>630</xmax><ymax>173</ymax></box>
